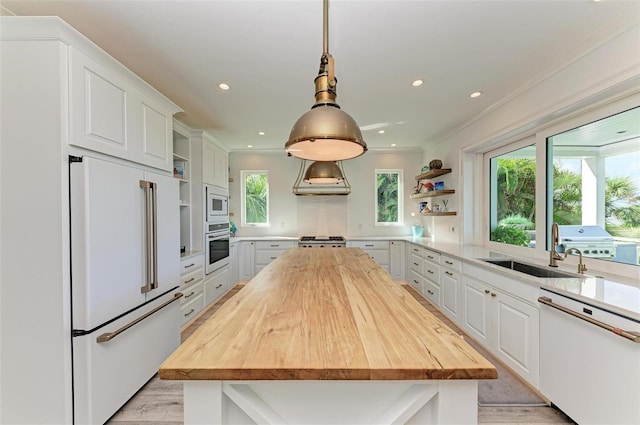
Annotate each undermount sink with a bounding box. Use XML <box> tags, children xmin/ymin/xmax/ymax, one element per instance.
<box><xmin>481</xmin><ymin>259</ymin><xmax>578</xmax><ymax>279</ymax></box>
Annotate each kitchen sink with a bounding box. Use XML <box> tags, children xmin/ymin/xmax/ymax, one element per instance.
<box><xmin>482</xmin><ymin>259</ymin><xmax>578</xmax><ymax>278</ymax></box>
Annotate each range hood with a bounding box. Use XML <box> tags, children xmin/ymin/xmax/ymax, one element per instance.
<box><xmin>292</xmin><ymin>159</ymin><xmax>351</xmax><ymax>196</ymax></box>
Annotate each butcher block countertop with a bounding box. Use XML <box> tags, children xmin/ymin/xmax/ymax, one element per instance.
<box><xmin>159</xmin><ymin>248</ymin><xmax>497</xmax><ymax>381</ymax></box>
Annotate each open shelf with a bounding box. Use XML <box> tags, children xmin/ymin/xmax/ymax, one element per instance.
<box><xmin>415</xmin><ymin>168</ymin><xmax>452</xmax><ymax>180</ymax></box>
<box><xmin>410</xmin><ymin>190</ymin><xmax>455</xmax><ymax>199</ymax></box>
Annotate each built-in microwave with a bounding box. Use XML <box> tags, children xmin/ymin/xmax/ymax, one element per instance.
<box><xmin>205</xmin><ymin>185</ymin><xmax>228</xmax><ymax>222</ymax></box>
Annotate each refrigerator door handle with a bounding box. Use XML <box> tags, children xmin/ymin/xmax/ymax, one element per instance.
<box><xmin>151</xmin><ymin>181</ymin><xmax>158</xmax><ymax>291</ymax></box>
<box><xmin>140</xmin><ymin>180</ymin><xmax>153</xmax><ymax>294</ymax></box>
<box><xmin>96</xmin><ymin>292</ymin><xmax>183</xmax><ymax>343</ymax></box>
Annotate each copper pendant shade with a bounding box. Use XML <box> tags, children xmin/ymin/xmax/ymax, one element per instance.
<box><xmin>285</xmin><ymin>0</ymin><xmax>367</xmax><ymax>161</ymax></box>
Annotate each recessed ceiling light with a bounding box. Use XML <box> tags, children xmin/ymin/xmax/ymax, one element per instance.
<box><xmin>218</xmin><ymin>83</ymin><xmax>230</xmax><ymax>90</ymax></box>
<box><xmin>469</xmin><ymin>91</ymin><xmax>483</xmax><ymax>98</ymax></box>
<box><xmin>258</xmin><ymin>131</ymin><xmax>265</xmax><ymax>136</ymax></box>
<box><xmin>391</xmin><ymin>143</ymin><xmax>397</xmax><ymax>147</ymax></box>
<box><xmin>378</xmin><ymin>130</ymin><xmax>385</xmax><ymax>134</ymax></box>
<box><xmin>412</xmin><ymin>80</ymin><xmax>424</xmax><ymax>87</ymax></box>
<box><xmin>247</xmin><ymin>145</ymin><xmax>253</xmax><ymax>148</ymax></box>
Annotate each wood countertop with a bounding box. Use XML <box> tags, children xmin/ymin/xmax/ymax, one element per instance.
<box><xmin>159</xmin><ymin>248</ymin><xmax>497</xmax><ymax>381</ymax></box>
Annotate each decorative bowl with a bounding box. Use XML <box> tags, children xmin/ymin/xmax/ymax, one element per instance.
<box><xmin>429</xmin><ymin>159</ymin><xmax>443</xmax><ymax>169</ymax></box>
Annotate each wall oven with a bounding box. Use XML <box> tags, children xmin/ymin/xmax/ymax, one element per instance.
<box><xmin>205</xmin><ymin>221</ymin><xmax>230</xmax><ymax>275</ymax></box>
<box><xmin>205</xmin><ymin>185</ymin><xmax>228</xmax><ymax>222</ymax></box>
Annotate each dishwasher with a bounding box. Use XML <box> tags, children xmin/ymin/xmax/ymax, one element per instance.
<box><xmin>539</xmin><ymin>288</ymin><xmax>640</xmax><ymax>425</ymax></box>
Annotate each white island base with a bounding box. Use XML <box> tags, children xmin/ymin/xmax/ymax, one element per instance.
<box><xmin>183</xmin><ymin>380</ymin><xmax>478</xmax><ymax>425</ymax></box>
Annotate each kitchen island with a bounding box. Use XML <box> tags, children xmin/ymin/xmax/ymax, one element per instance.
<box><xmin>160</xmin><ymin>248</ymin><xmax>497</xmax><ymax>424</ymax></box>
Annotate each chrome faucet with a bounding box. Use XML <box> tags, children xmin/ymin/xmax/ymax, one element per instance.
<box><xmin>549</xmin><ymin>222</ymin><xmax>564</xmax><ymax>267</ymax></box>
<box><xmin>564</xmin><ymin>247</ymin><xmax>588</xmax><ymax>274</ymax></box>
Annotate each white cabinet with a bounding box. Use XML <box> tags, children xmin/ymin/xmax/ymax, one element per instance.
<box><xmin>254</xmin><ymin>241</ymin><xmax>295</xmax><ymax>275</ymax></box>
<box><xmin>461</xmin><ymin>274</ymin><xmax>539</xmax><ymax>387</ymax></box>
<box><xmin>204</xmin><ymin>264</ymin><xmax>231</xmax><ymax>306</ymax></box>
<box><xmin>202</xmin><ymin>137</ymin><xmax>228</xmax><ymax>188</ymax></box>
<box><xmin>347</xmin><ymin>240</ymin><xmax>390</xmax><ymax>272</ymax></box>
<box><xmin>441</xmin><ymin>254</ymin><xmax>462</xmax><ymax>322</ymax></box>
<box><xmin>69</xmin><ymin>48</ymin><xmax>179</xmax><ymax>171</ymax></box>
<box><xmin>179</xmin><ymin>254</ymin><xmax>204</xmax><ymax>326</ymax></box>
<box><xmin>422</xmin><ymin>249</ymin><xmax>441</xmax><ymax>306</ymax></box>
<box><xmin>389</xmin><ymin>240</ymin><xmax>405</xmax><ymax>280</ymax></box>
<box><xmin>229</xmin><ymin>241</ymin><xmax>239</xmax><ymax>286</ymax></box>
<box><xmin>239</xmin><ymin>241</ymin><xmax>256</xmax><ymax>280</ymax></box>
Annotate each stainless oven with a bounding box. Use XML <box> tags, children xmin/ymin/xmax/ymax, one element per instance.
<box><xmin>205</xmin><ymin>185</ymin><xmax>228</xmax><ymax>222</ymax></box>
<box><xmin>205</xmin><ymin>221</ymin><xmax>230</xmax><ymax>275</ymax></box>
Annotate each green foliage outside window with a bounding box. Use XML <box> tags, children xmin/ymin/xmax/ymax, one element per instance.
<box><xmin>376</xmin><ymin>171</ymin><xmax>400</xmax><ymax>224</ymax></box>
<box><xmin>243</xmin><ymin>172</ymin><xmax>268</xmax><ymax>225</ymax></box>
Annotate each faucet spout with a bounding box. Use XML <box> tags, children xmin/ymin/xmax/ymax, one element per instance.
<box><xmin>564</xmin><ymin>247</ymin><xmax>588</xmax><ymax>274</ymax></box>
<box><xmin>549</xmin><ymin>222</ymin><xmax>564</xmax><ymax>267</ymax></box>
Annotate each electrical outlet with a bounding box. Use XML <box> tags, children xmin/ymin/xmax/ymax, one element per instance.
<box><xmin>450</xmin><ymin>225</ymin><xmax>455</xmax><ymax>233</ymax></box>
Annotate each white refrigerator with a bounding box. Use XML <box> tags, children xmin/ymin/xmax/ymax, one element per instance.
<box><xmin>70</xmin><ymin>156</ymin><xmax>182</xmax><ymax>424</ymax></box>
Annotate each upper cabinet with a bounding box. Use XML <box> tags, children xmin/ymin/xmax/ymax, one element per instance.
<box><xmin>202</xmin><ymin>136</ymin><xmax>228</xmax><ymax>188</ymax></box>
<box><xmin>69</xmin><ymin>46</ymin><xmax>181</xmax><ymax>171</ymax></box>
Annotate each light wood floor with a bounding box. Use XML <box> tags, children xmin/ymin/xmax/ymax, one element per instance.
<box><xmin>107</xmin><ymin>282</ymin><xmax>575</xmax><ymax>425</ymax></box>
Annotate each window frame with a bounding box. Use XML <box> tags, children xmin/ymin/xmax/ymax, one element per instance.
<box><xmin>478</xmin><ymin>95</ymin><xmax>640</xmax><ymax>278</ymax></box>
<box><xmin>374</xmin><ymin>169</ymin><xmax>404</xmax><ymax>226</ymax></box>
<box><xmin>240</xmin><ymin>170</ymin><xmax>270</xmax><ymax>227</ymax></box>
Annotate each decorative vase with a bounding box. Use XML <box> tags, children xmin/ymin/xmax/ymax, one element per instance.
<box><xmin>429</xmin><ymin>159</ymin><xmax>443</xmax><ymax>169</ymax></box>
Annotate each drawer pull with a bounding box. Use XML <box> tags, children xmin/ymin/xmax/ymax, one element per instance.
<box><xmin>427</xmin><ymin>255</ymin><xmax>434</xmax><ymax>259</ymax></box>
<box><xmin>445</xmin><ymin>260</ymin><xmax>453</xmax><ymax>265</ymax></box>
<box><xmin>215</xmin><ymin>283</ymin><xmax>222</xmax><ymax>289</ymax></box>
<box><xmin>184</xmin><ymin>308</ymin><xmax>195</xmax><ymax>317</ymax></box>
<box><xmin>413</xmin><ymin>262</ymin><xmax>419</xmax><ymax>266</ymax></box>
<box><xmin>413</xmin><ymin>248</ymin><xmax>419</xmax><ymax>252</ymax></box>
<box><xmin>445</xmin><ymin>271</ymin><xmax>453</xmax><ymax>276</ymax></box>
<box><xmin>270</xmin><ymin>244</ymin><xmax>280</xmax><ymax>247</ymax></box>
<box><xmin>413</xmin><ymin>280</ymin><xmax>419</xmax><ymax>284</ymax></box>
<box><xmin>427</xmin><ymin>270</ymin><xmax>434</xmax><ymax>274</ymax></box>
<box><xmin>184</xmin><ymin>277</ymin><xmax>195</xmax><ymax>284</ymax></box>
<box><xmin>427</xmin><ymin>290</ymin><xmax>434</xmax><ymax>295</ymax></box>
<box><xmin>270</xmin><ymin>256</ymin><xmax>277</xmax><ymax>260</ymax></box>
<box><xmin>184</xmin><ymin>291</ymin><xmax>196</xmax><ymax>298</ymax></box>
<box><xmin>491</xmin><ymin>292</ymin><xmax>497</xmax><ymax>297</ymax></box>
<box><xmin>184</xmin><ymin>263</ymin><xmax>195</xmax><ymax>269</ymax></box>
<box><xmin>365</xmin><ymin>244</ymin><xmax>374</xmax><ymax>247</ymax></box>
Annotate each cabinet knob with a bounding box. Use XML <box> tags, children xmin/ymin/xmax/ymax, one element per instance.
<box><xmin>491</xmin><ymin>292</ymin><xmax>497</xmax><ymax>297</ymax></box>
<box><xmin>484</xmin><ymin>289</ymin><xmax>490</xmax><ymax>294</ymax></box>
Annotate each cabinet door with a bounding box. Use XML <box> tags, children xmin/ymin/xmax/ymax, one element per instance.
<box><xmin>70</xmin><ymin>48</ymin><xmax>133</xmax><ymax>161</ymax></box>
<box><xmin>239</xmin><ymin>241</ymin><xmax>255</xmax><ymax>280</ymax></box>
<box><xmin>202</xmin><ymin>139</ymin><xmax>215</xmax><ymax>185</ymax></box>
<box><xmin>229</xmin><ymin>243</ymin><xmax>238</xmax><ymax>285</ymax></box>
<box><xmin>441</xmin><ymin>268</ymin><xmax>461</xmax><ymax>322</ymax></box>
<box><xmin>214</xmin><ymin>144</ymin><xmax>229</xmax><ymax>188</ymax></box>
<box><xmin>494</xmin><ymin>291</ymin><xmax>539</xmax><ymax>386</ymax></box>
<box><xmin>389</xmin><ymin>241</ymin><xmax>405</xmax><ymax>280</ymax></box>
<box><xmin>136</xmin><ymin>95</ymin><xmax>173</xmax><ymax>171</ymax></box>
<box><xmin>461</xmin><ymin>276</ymin><xmax>490</xmax><ymax>347</ymax></box>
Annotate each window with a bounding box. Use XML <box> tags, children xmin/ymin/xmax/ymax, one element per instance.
<box><xmin>547</xmin><ymin>106</ymin><xmax>640</xmax><ymax>266</ymax></box>
<box><xmin>241</xmin><ymin>170</ymin><xmax>269</xmax><ymax>226</ymax></box>
<box><xmin>487</xmin><ymin>142</ymin><xmax>537</xmax><ymax>248</ymax></box>
<box><xmin>375</xmin><ymin>169</ymin><xmax>403</xmax><ymax>225</ymax></box>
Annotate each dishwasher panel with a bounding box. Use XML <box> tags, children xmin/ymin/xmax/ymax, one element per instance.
<box><xmin>539</xmin><ymin>289</ymin><xmax>640</xmax><ymax>425</ymax></box>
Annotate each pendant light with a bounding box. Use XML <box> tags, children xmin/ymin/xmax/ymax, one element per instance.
<box><xmin>285</xmin><ymin>0</ymin><xmax>367</xmax><ymax>161</ymax></box>
<box><xmin>303</xmin><ymin>161</ymin><xmax>344</xmax><ymax>184</ymax></box>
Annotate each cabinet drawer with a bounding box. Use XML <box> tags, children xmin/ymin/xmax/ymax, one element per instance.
<box><xmin>349</xmin><ymin>240</ymin><xmax>389</xmax><ymax>250</ymax></box>
<box><xmin>181</xmin><ymin>293</ymin><xmax>203</xmax><ymax>326</ymax></box>
<box><xmin>204</xmin><ymin>274</ymin><xmax>227</xmax><ymax>306</ymax></box>
<box><xmin>367</xmin><ymin>250</ymin><xmax>390</xmax><ymax>266</ymax></box>
<box><xmin>442</xmin><ymin>254</ymin><xmax>462</xmax><ymax>272</ymax></box>
<box><xmin>254</xmin><ymin>240</ymin><xmax>295</xmax><ymax>250</ymax></box>
<box><xmin>408</xmin><ymin>244</ymin><xmax>425</xmax><ymax>257</ymax></box>
<box><xmin>423</xmin><ymin>249</ymin><xmax>441</xmax><ymax>265</ymax></box>
<box><xmin>409</xmin><ymin>254</ymin><xmax>423</xmax><ymax>274</ymax></box>
<box><xmin>181</xmin><ymin>255</ymin><xmax>204</xmax><ymax>275</ymax></box>
<box><xmin>180</xmin><ymin>268</ymin><xmax>202</xmax><ymax>288</ymax></box>
<box><xmin>424</xmin><ymin>279</ymin><xmax>441</xmax><ymax>306</ymax></box>
<box><xmin>423</xmin><ymin>263</ymin><xmax>441</xmax><ymax>282</ymax></box>
<box><xmin>255</xmin><ymin>249</ymin><xmax>289</xmax><ymax>266</ymax></box>
<box><xmin>180</xmin><ymin>281</ymin><xmax>203</xmax><ymax>305</ymax></box>
<box><xmin>409</xmin><ymin>270</ymin><xmax>423</xmax><ymax>293</ymax></box>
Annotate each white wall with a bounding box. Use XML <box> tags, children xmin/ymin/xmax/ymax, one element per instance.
<box><xmin>229</xmin><ymin>150</ymin><xmax>423</xmax><ymax>237</ymax></box>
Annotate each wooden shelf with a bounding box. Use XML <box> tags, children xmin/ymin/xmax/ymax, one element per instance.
<box><xmin>411</xmin><ymin>211</ymin><xmax>457</xmax><ymax>217</ymax></box>
<box><xmin>415</xmin><ymin>168</ymin><xmax>451</xmax><ymax>180</ymax></box>
<box><xmin>410</xmin><ymin>190</ymin><xmax>455</xmax><ymax>199</ymax></box>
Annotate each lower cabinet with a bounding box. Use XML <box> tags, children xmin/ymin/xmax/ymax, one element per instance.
<box><xmin>239</xmin><ymin>241</ymin><xmax>255</xmax><ymax>280</ymax></box>
<box><xmin>229</xmin><ymin>241</ymin><xmax>238</xmax><ymax>286</ymax></box>
<box><xmin>441</xmin><ymin>255</ymin><xmax>462</xmax><ymax>322</ymax></box>
<box><xmin>461</xmin><ymin>275</ymin><xmax>540</xmax><ymax>387</ymax></box>
<box><xmin>204</xmin><ymin>264</ymin><xmax>231</xmax><ymax>306</ymax></box>
<box><xmin>254</xmin><ymin>241</ymin><xmax>295</xmax><ymax>275</ymax></box>
<box><xmin>347</xmin><ymin>240</ymin><xmax>390</xmax><ymax>272</ymax></box>
<box><xmin>180</xmin><ymin>253</ymin><xmax>204</xmax><ymax>326</ymax></box>
<box><xmin>389</xmin><ymin>240</ymin><xmax>405</xmax><ymax>280</ymax></box>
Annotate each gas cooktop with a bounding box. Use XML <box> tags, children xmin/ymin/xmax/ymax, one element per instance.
<box><xmin>299</xmin><ymin>236</ymin><xmax>345</xmax><ymax>242</ymax></box>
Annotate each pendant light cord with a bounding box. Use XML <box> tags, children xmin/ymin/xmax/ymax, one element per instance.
<box><xmin>323</xmin><ymin>0</ymin><xmax>329</xmax><ymax>54</ymax></box>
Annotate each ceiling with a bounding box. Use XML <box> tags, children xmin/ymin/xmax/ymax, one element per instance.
<box><xmin>2</xmin><ymin>0</ymin><xmax>638</xmax><ymax>152</ymax></box>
